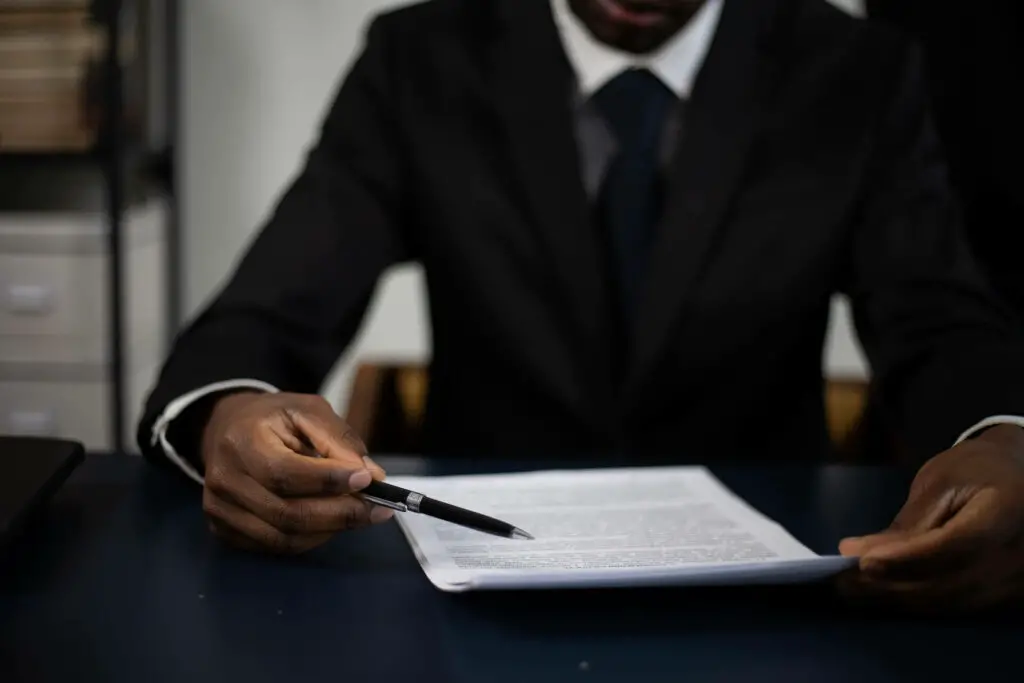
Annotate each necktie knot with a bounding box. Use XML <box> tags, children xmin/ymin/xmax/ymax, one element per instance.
<box><xmin>591</xmin><ymin>68</ymin><xmax>675</xmax><ymax>148</ymax></box>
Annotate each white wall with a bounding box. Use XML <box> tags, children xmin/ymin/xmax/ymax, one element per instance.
<box><xmin>182</xmin><ymin>0</ymin><xmax>868</xmax><ymax>415</ymax></box>
<box><xmin>182</xmin><ymin>0</ymin><xmax>430</xmax><ymax>413</ymax></box>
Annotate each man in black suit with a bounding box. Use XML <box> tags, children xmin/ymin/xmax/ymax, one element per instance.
<box><xmin>140</xmin><ymin>0</ymin><xmax>1024</xmax><ymax>609</ymax></box>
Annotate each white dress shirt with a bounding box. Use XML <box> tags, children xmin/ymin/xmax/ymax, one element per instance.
<box><xmin>550</xmin><ymin>0</ymin><xmax>724</xmax><ymax>99</ymax></box>
<box><xmin>152</xmin><ymin>0</ymin><xmax>1023</xmax><ymax>483</ymax></box>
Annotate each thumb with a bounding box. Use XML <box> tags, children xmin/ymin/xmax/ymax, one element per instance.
<box><xmin>839</xmin><ymin>529</ymin><xmax>940</xmax><ymax>579</ymax></box>
<box><xmin>839</xmin><ymin>530</ymin><xmax>917</xmax><ymax>559</ymax></box>
<box><xmin>839</xmin><ymin>485</ymin><xmax>958</xmax><ymax>577</ymax></box>
<box><xmin>839</xmin><ymin>487</ymin><xmax>955</xmax><ymax>560</ymax></box>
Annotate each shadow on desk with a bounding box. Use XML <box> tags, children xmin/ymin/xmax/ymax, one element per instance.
<box><xmin>433</xmin><ymin>588</ymin><xmax>1015</xmax><ymax>683</ymax></box>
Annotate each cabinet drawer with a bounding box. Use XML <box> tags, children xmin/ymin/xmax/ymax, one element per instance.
<box><xmin>0</xmin><ymin>202</ymin><xmax>166</xmax><ymax>364</ymax></box>
<box><xmin>0</xmin><ymin>376</ymin><xmax>106</xmax><ymax>449</ymax></box>
<box><xmin>0</xmin><ymin>248</ymin><xmax>105</xmax><ymax>340</ymax></box>
<box><xmin>0</xmin><ymin>361</ymin><xmax>160</xmax><ymax>453</ymax></box>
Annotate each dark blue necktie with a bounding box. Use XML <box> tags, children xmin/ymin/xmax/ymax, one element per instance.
<box><xmin>592</xmin><ymin>68</ymin><xmax>675</xmax><ymax>328</ymax></box>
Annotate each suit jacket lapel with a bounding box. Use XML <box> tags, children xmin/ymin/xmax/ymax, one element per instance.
<box><xmin>488</xmin><ymin>0</ymin><xmax>616</xmax><ymax>424</ymax></box>
<box><xmin>624</xmin><ymin>0</ymin><xmax>788</xmax><ymax>405</ymax></box>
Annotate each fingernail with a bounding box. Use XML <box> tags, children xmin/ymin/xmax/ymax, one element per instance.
<box><xmin>370</xmin><ymin>506</ymin><xmax>395</xmax><ymax>524</ymax></box>
<box><xmin>348</xmin><ymin>469</ymin><xmax>372</xmax><ymax>491</ymax></box>
<box><xmin>838</xmin><ymin>538</ymin><xmax>863</xmax><ymax>556</ymax></box>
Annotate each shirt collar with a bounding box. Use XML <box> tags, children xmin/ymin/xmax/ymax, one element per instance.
<box><xmin>551</xmin><ymin>0</ymin><xmax>724</xmax><ymax>99</ymax></box>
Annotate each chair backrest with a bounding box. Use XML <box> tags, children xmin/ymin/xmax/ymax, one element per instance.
<box><xmin>344</xmin><ymin>361</ymin><xmax>872</xmax><ymax>458</ymax></box>
<box><xmin>825</xmin><ymin>378</ymin><xmax>870</xmax><ymax>451</ymax></box>
<box><xmin>345</xmin><ymin>362</ymin><xmax>428</xmax><ymax>454</ymax></box>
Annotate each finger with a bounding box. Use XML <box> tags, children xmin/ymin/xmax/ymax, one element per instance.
<box><xmin>838</xmin><ymin>575</ymin><xmax>953</xmax><ymax>614</ymax></box>
<box><xmin>287</xmin><ymin>400</ymin><xmax>368</xmax><ymax>468</ymax></box>
<box><xmin>889</xmin><ymin>485</ymin><xmax>959</xmax><ymax>532</ymax></box>
<box><xmin>210</xmin><ymin>517</ymin><xmax>330</xmax><ymax>555</ymax></box>
<box><xmin>362</xmin><ymin>455</ymin><xmax>387</xmax><ymax>481</ymax></box>
<box><xmin>208</xmin><ymin>517</ymin><xmax>286</xmax><ymax>554</ymax></box>
<box><xmin>241</xmin><ymin>441</ymin><xmax>373</xmax><ymax>497</ymax></box>
<box><xmin>838</xmin><ymin>486</ymin><xmax>960</xmax><ymax>558</ymax></box>
<box><xmin>204</xmin><ymin>493</ymin><xmax>331</xmax><ymax>555</ymax></box>
<box><xmin>839</xmin><ymin>530</ymin><xmax>915</xmax><ymax>559</ymax></box>
<box><xmin>851</xmin><ymin>493</ymin><xmax>997</xmax><ymax>579</ymax></box>
<box><xmin>838</xmin><ymin>564</ymin><xmax>998</xmax><ymax>613</ymax></box>
<box><xmin>208</xmin><ymin>517</ymin><xmax>259</xmax><ymax>552</ymax></box>
<box><xmin>218</xmin><ymin>474</ymin><xmax>393</xmax><ymax>535</ymax></box>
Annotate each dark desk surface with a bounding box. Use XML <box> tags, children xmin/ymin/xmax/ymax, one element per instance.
<box><xmin>1</xmin><ymin>455</ymin><xmax>1020</xmax><ymax>683</ymax></box>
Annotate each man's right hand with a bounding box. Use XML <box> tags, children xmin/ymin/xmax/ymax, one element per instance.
<box><xmin>199</xmin><ymin>391</ymin><xmax>393</xmax><ymax>554</ymax></box>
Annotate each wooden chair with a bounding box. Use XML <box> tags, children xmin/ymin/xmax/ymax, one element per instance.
<box><xmin>344</xmin><ymin>361</ymin><xmax>871</xmax><ymax>458</ymax></box>
<box><xmin>826</xmin><ymin>377</ymin><xmax>871</xmax><ymax>455</ymax></box>
<box><xmin>345</xmin><ymin>362</ymin><xmax>429</xmax><ymax>454</ymax></box>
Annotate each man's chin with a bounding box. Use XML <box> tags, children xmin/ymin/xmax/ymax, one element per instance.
<box><xmin>569</xmin><ymin>0</ymin><xmax>701</xmax><ymax>55</ymax></box>
<box><xmin>591</xmin><ymin>24</ymin><xmax>679</xmax><ymax>55</ymax></box>
<box><xmin>597</xmin><ymin>0</ymin><xmax>674</xmax><ymax>29</ymax></box>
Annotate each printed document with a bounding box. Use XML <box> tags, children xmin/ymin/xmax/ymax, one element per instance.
<box><xmin>388</xmin><ymin>467</ymin><xmax>855</xmax><ymax>592</ymax></box>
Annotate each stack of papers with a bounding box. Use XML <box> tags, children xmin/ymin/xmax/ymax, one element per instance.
<box><xmin>388</xmin><ymin>466</ymin><xmax>855</xmax><ymax>592</ymax></box>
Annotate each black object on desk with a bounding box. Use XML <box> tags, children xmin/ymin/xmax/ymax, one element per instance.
<box><xmin>0</xmin><ymin>436</ymin><xmax>84</xmax><ymax>549</ymax></box>
<box><xmin>1</xmin><ymin>454</ymin><xmax>1021</xmax><ymax>683</ymax></box>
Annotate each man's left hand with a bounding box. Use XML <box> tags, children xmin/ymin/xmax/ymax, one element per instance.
<box><xmin>839</xmin><ymin>424</ymin><xmax>1024</xmax><ymax>610</ymax></box>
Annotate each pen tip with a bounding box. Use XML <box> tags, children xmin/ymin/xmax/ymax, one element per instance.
<box><xmin>511</xmin><ymin>528</ymin><xmax>534</xmax><ymax>540</ymax></box>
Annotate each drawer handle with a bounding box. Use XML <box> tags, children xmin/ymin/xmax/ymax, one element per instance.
<box><xmin>5</xmin><ymin>284</ymin><xmax>54</xmax><ymax>315</ymax></box>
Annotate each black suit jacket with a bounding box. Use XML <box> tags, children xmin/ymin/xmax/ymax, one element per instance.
<box><xmin>866</xmin><ymin>0</ymin><xmax>1024</xmax><ymax>315</ymax></box>
<box><xmin>139</xmin><ymin>0</ymin><xmax>1024</xmax><ymax>467</ymax></box>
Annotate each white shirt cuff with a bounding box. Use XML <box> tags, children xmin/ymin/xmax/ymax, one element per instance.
<box><xmin>954</xmin><ymin>415</ymin><xmax>1024</xmax><ymax>445</ymax></box>
<box><xmin>150</xmin><ymin>379</ymin><xmax>280</xmax><ymax>484</ymax></box>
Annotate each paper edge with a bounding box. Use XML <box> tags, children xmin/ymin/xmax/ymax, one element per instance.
<box><xmin>466</xmin><ymin>555</ymin><xmax>858</xmax><ymax>591</ymax></box>
<box><xmin>389</xmin><ymin>466</ymin><xmax>851</xmax><ymax>593</ymax></box>
<box><xmin>393</xmin><ymin>512</ymin><xmax>475</xmax><ymax>592</ymax></box>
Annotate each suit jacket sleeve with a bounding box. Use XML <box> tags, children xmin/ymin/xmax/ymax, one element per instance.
<box><xmin>137</xmin><ymin>16</ymin><xmax>412</xmax><ymax>465</ymax></box>
<box><xmin>846</xmin><ymin>42</ymin><xmax>1024</xmax><ymax>462</ymax></box>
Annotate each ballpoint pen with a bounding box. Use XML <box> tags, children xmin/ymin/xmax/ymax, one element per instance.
<box><xmin>301</xmin><ymin>446</ymin><xmax>533</xmax><ymax>539</ymax></box>
<box><xmin>359</xmin><ymin>479</ymin><xmax>534</xmax><ymax>540</ymax></box>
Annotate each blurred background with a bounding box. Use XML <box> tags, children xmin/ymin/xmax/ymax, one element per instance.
<box><xmin>0</xmin><ymin>0</ymin><xmax>872</xmax><ymax>454</ymax></box>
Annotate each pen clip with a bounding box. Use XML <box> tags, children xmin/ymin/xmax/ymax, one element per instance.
<box><xmin>361</xmin><ymin>494</ymin><xmax>407</xmax><ymax>512</ymax></box>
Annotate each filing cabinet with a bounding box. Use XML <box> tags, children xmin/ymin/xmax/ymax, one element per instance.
<box><xmin>0</xmin><ymin>199</ymin><xmax>167</xmax><ymax>451</ymax></box>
